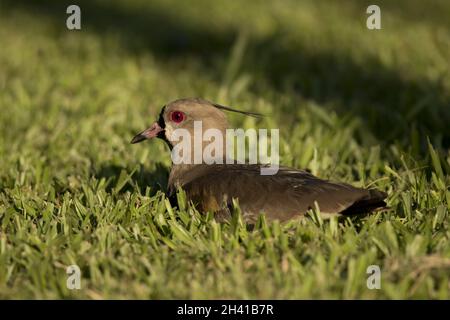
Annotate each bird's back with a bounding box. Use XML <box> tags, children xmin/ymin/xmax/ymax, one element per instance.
<box><xmin>170</xmin><ymin>164</ymin><xmax>387</xmax><ymax>223</ymax></box>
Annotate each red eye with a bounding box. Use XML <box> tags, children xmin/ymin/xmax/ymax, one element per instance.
<box><xmin>170</xmin><ymin>111</ymin><xmax>185</xmax><ymax>123</ymax></box>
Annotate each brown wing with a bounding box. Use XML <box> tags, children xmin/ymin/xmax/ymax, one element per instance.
<box><xmin>175</xmin><ymin>164</ymin><xmax>387</xmax><ymax>223</ymax></box>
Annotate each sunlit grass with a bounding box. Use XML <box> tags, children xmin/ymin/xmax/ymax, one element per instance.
<box><xmin>0</xmin><ymin>0</ymin><xmax>449</xmax><ymax>298</ymax></box>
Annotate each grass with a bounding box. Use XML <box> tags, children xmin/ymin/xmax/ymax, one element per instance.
<box><xmin>0</xmin><ymin>0</ymin><xmax>449</xmax><ymax>299</ymax></box>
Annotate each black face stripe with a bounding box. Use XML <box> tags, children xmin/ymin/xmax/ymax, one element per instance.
<box><xmin>158</xmin><ymin>105</ymin><xmax>166</xmax><ymax>128</ymax></box>
<box><xmin>156</xmin><ymin>105</ymin><xmax>169</xmax><ymax>143</ymax></box>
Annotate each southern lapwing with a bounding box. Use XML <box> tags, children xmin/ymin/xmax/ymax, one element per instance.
<box><xmin>131</xmin><ymin>98</ymin><xmax>387</xmax><ymax>223</ymax></box>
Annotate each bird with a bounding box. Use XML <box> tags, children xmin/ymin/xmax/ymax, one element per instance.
<box><xmin>131</xmin><ymin>98</ymin><xmax>387</xmax><ymax>223</ymax></box>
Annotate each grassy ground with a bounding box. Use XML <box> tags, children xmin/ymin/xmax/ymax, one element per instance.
<box><xmin>0</xmin><ymin>0</ymin><xmax>449</xmax><ymax>299</ymax></box>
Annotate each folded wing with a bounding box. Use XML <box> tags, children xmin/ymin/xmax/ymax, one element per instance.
<box><xmin>175</xmin><ymin>165</ymin><xmax>387</xmax><ymax>222</ymax></box>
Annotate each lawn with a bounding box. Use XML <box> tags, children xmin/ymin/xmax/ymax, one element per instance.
<box><xmin>0</xmin><ymin>0</ymin><xmax>449</xmax><ymax>299</ymax></box>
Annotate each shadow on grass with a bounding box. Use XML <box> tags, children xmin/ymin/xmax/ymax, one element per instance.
<box><xmin>5</xmin><ymin>0</ymin><xmax>450</xmax><ymax>150</ymax></box>
<box><xmin>93</xmin><ymin>163</ymin><xmax>169</xmax><ymax>195</ymax></box>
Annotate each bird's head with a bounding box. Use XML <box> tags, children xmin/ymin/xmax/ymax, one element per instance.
<box><xmin>131</xmin><ymin>98</ymin><xmax>260</xmax><ymax>152</ymax></box>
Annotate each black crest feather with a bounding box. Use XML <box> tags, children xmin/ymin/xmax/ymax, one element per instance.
<box><xmin>212</xmin><ymin>103</ymin><xmax>263</xmax><ymax>118</ymax></box>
